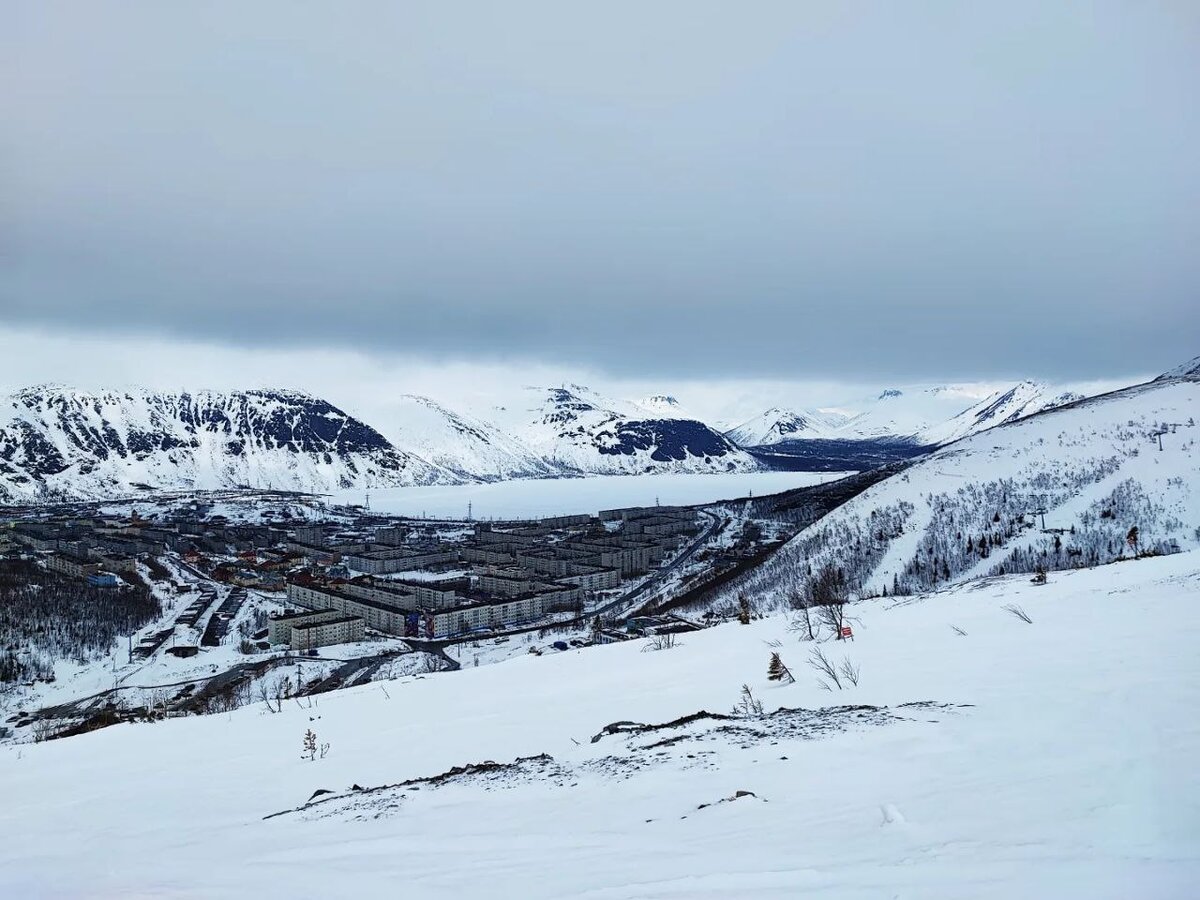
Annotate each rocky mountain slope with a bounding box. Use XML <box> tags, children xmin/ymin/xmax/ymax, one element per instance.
<box><xmin>502</xmin><ymin>385</ymin><xmax>761</xmax><ymax>476</ymax></box>
<box><xmin>389</xmin><ymin>395</ymin><xmax>559</xmax><ymax>482</ymax></box>
<box><xmin>0</xmin><ymin>383</ymin><xmax>763</xmax><ymax>502</ymax></box>
<box><xmin>0</xmin><ymin>387</ymin><xmax>453</xmax><ymax>503</ymax></box>
<box><xmin>724</xmin><ymin>407</ymin><xmax>849</xmax><ymax>446</ymax></box>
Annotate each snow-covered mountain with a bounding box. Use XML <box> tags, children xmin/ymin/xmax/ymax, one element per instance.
<box><xmin>500</xmin><ymin>385</ymin><xmax>761</xmax><ymax>476</ymax></box>
<box><xmin>0</xmin><ymin>386</ymin><xmax>455</xmax><ymax>503</ymax></box>
<box><xmin>915</xmin><ymin>381</ymin><xmax>1085</xmax><ymax>446</ymax></box>
<box><xmin>636</xmin><ymin>394</ymin><xmax>690</xmax><ymax>418</ymax></box>
<box><xmin>723</xmin><ymin>374</ymin><xmax>1200</xmax><ymax>611</ymax></box>
<box><xmin>724</xmin><ymin>407</ymin><xmax>848</xmax><ymax>446</ymax></box>
<box><xmin>727</xmin><ymin>381</ymin><xmax>1104</xmax><ymax>452</ymax></box>
<box><xmin>1158</xmin><ymin>355</ymin><xmax>1200</xmax><ymax>380</ymax></box>
<box><xmin>388</xmin><ymin>395</ymin><xmax>560</xmax><ymax>482</ymax></box>
<box><xmin>0</xmin><ymin>383</ymin><xmax>763</xmax><ymax>502</ymax></box>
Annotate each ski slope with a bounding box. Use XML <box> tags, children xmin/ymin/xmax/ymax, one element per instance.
<box><xmin>1</xmin><ymin>552</ymin><xmax>1197</xmax><ymax>898</ymax></box>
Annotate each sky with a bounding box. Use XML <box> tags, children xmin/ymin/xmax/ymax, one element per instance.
<box><xmin>3</xmin><ymin>2</ymin><xmax>1198</xmax><ymax>394</ymax></box>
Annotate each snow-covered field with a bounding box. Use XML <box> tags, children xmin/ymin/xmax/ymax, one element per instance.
<box><xmin>332</xmin><ymin>470</ymin><xmax>848</xmax><ymax>519</ymax></box>
<box><xmin>2</xmin><ymin>552</ymin><xmax>1196</xmax><ymax>898</ymax></box>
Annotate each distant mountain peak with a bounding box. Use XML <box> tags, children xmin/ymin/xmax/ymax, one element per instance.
<box><xmin>1157</xmin><ymin>355</ymin><xmax>1200</xmax><ymax>381</ymax></box>
<box><xmin>640</xmin><ymin>393</ymin><xmax>681</xmax><ymax>409</ymax></box>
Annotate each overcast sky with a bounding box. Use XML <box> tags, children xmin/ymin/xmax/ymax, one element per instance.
<box><xmin>4</xmin><ymin>2</ymin><xmax>1198</xmax><ymax>385</ymax></box>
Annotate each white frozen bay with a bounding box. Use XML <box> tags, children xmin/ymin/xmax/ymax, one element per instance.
<box><xmin>331</xmin><ymin>470</ymin><xmax>849</xmax><ymax>519</ymax></box>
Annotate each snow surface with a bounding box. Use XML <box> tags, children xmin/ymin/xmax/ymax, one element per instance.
<box><xmin>1</xmin><ymin>552</ymin><xmax>1197</xmax><ymax>898</ymax></box>
<box><xmin>387</xmin><ymin>394</ymin><xmax>559</xmax><ymax>481</ymax></box>
<box><xmin>332</xmin><ymin>471</ymin><xmax>846</xmax><ymax>519</ymax></box>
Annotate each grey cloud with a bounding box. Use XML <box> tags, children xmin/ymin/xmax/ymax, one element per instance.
<box><xmin>3</xmin><ymin>2</ymin><xmax>1198</xmax><ymax>380</ymax></box>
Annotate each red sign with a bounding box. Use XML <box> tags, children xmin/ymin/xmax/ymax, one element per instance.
<box><xmin>840</xmin><ymin>626</ymin><xmax>854</xmax><ymax>639</ymax></box>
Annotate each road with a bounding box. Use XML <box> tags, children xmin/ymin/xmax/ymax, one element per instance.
<box><xmin>592</xmin><ymin>509</ymin><xmax>724</xmax><ymax>619</ymax></box>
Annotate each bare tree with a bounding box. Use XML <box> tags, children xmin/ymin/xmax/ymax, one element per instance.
<box><xmin>808</xmin><ymin>647</ymin><xmax>843</xmax><ymax>691</ymax></box>
<box><xmin>787</xmin><ymin>587</ymin><xmax>817</xmax><ymax>641</ymax></box>
<box><xmin>812</xmin><ymin>565</ymin><xmax>850</xmax><ymax>639</ymax></box>
<box><xmin>258</xmin><ymin>678</ymin><xmax>284</xmax><ymax>714</ymax></box>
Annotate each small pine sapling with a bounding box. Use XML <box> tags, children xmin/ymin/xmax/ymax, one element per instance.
<box><xmin>732</xmin><ymin>684</ymin><xmax>765</xmax><ymax>718</ymax></box>
<box><xmin>767</xmin><ymin>652</ymin><xmax>795</xmax><ymax>684</ymax></box>
<box><xmin>302</xmin><ymin>728</ymin><xmax>318</xmax><ymax>761</ymax></box>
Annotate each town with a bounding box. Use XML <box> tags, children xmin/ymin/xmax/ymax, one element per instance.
<box><xmin>1</xmin><ymin>495</ymin><xmax>714</xmax><ymax>657</ymax></box>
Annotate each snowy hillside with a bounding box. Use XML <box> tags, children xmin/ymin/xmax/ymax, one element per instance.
<box><xmin>722</xmin><ymin>376</ymin><xmax>1199</xmax><ymax>609</ymax></box>
<box><xmin>1158</xmin><ymin>355</ymin><xmax>1200</xmax><ymax>380</ymax></box>
<box><xmin>388</xmin><ymin>395</ymin><xmax>559</xmax><ymax>481</ymax></box>
<box><xmin>1</xmin><ymin>552</ymin><xmax>1196</xmax><ymax>897</ymax></box>
<box><xmin>0</xmin><ymin>386</ymin><xmax>456</xmax><ymax>503</ymax></box>
<box><xmin>499</xmin><ymin>385</ymin><xmax>762</xmax><ymax>476</ymax></box>
<box><xmin>916</xmin><ymin>380</ymin><xmax>1085</xmax><ymax>445</ymax></box>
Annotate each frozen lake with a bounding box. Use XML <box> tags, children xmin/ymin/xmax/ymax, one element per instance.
<box><xmin>331</xmin><ymin>470</ymin><xmax>849</xmax><ymax>520</ymax></box>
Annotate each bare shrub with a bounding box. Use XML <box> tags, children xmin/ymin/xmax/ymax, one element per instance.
<box><xmin>641</xmin><ymin>633</ymin><xmax>678</xmax><ymax>653</ymax></box>
<box><xmin>1003</xmin><ymin>603</ymin><xmax>1033</xmax><ymax>624</ymax></box>
<box><xmin>808</xmin><ymin>647</ymin><xmax>842</xmax><ymax>691</ymax></box>
<box><xmin>838</xmin><ymin>657</ymin><xmax>861</xmax><ymax>687</ymax></box>
<box><xmin>731</xmin><ymin>684</ymin><xmax>765</xmax><ymax>718</ymax></box>
<box><xmin>809</xmin><ymin>647</ymin><xmax>860</xmax><ymax>690</ymax></box>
